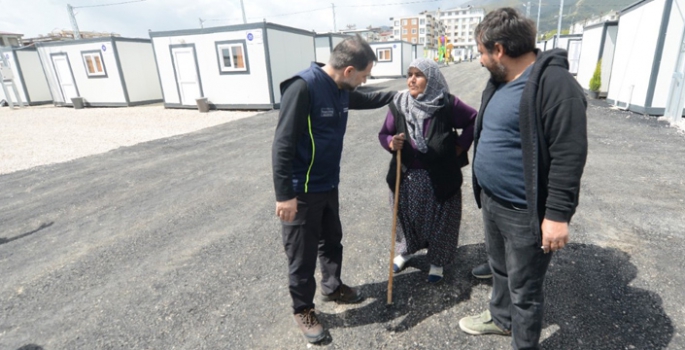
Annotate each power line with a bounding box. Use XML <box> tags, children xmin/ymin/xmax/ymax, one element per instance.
<box><xmin>344</xmin><ymin>0</ymin><xmax>443</xmax><ymax>7</ymax></box>
<box><xmin>205</xmin><ymin>6</ymin><xmax>331</xmax><ymax>23</ymax></box>
<box><xmin>73</xmin><ymin>0</ymin><xmax>146</xmax><ymax>9</ymax></box>
<box><xmin>205</xmin><ymin>0</ymin><xmax>454</xmax><ymax>23</ymax></box>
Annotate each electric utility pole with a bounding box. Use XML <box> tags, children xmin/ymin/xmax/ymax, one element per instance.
<box><xmin>556</xmin><ymin>0</ymin><xmax>564</xmax><ymax>48</ymax></box>
<box><xmin>240</xmin><ymin>0</ymin><xmax>247</xmax><ymax>23</ymax></box>
<box><xmin>536</xmin><ymin>0</ymin><xmax>542</xmax><ymax>34</ymax></box>
<box><xmin>526</xmin><ymin>1</ymin><xmax>531</xmax><ymax>18</ymax></box>
<box><xmin>332</xmin><ymin>3</ymin><xmax>337</xmax><ymax>32</ymax></box>
<box><xmin>66</xmin><ymin>1</ymin><xmax>146</xmax><ymax>40</ymax></box>
<box><xmin>67</xmin><ymin>4</ymin><xmax>82</xmax><ymax>39</ymax></box>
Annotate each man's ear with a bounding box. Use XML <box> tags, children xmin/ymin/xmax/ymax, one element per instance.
<box><xmin>343</xmin><ymin>66</ymin><xmax>355</xmax><ymax>77</ymax></box>
<box><xmin>493</xmin><ymin>42</ymin><xmax>505</xmax><ymax>59</ymax></box>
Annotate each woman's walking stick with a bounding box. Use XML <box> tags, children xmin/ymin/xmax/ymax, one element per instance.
<box><xmin>387</xmin><ymin>149</ymin><xmax>401</xmax><ymax>305</ymax></box>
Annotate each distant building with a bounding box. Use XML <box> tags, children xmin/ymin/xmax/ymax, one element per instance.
<box><xmin>22</xmin><ymin>29</ymin><xmax>120</xmax><ymax>46</ymax></box>
<box><xmin>0</xmin><ymin>31</ymin><xmax>23</xmax><ymax>47</ymax></box>
<box><xmin>390</xmin><ymin>12</ymin><xmax>444</xmax><ymax>49</ymax></box>
<box><xmin>338</xmin><ymin>27</ymin><xmax>383</xmax><ymax>43</ymax></box>
<box><xmin>570</xmin><ymin>11</ymin><xmax>620</xmax><ymax>34</ymax></box>
<box><xmin>438</xmin><ymin>6</ymin><xmax>485</xmax><ymax>59</ymax></box>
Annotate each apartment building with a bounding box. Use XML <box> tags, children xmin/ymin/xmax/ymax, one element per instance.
<box><xmin>438</xmin><ymin>6</ymin><xmax>485</xmax><ymax>59</ymax></box>
<box><xmin>390</xmin><ymin>12</ymin><xmax>444</xmax><ymax>49</ymax></box>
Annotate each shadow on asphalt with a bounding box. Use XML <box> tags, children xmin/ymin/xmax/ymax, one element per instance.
<box><xmin>541</xmin><ymin>243</ymin><xmax>674</xmax><ymax>349</ymax></box>
<box><xmin>0</xmin><ymin>222</ymin><xmax>53</xmax><ymax>246</ymax></box>
<box><xmin>16</xmin><ymin>345</ymin><xmax>44</xmax><ymax>350</ymax></box>
<box><xmin>319</xmin><ymin>243</ymin><xmax>491</xmax><ymax>332</ymax></box>
<box><xmin>319</xmin><ymin>243</ymin><xmax>674</xmax><ymax>349</ymax></box>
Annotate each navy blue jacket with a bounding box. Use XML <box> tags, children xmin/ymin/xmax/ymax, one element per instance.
<box><xmin>272</xmin><ymin>63</ymin><xmax>395</xmax><ymax>201</ymax></box>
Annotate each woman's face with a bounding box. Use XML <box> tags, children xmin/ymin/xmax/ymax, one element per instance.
<box><xmin>407</xmin><ymin>67</ymin><xmax>427</xmax><ymax>98</ymax></box>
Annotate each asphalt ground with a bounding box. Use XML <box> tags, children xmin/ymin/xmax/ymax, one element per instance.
<box><xmin>1</xmin><ymin>61</ymin><xmax>684</xmax><ymax>350</ymax></box>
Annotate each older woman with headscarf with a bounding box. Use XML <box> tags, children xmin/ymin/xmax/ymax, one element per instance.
<box><xmin>379</xmin><ymin>58</ymin><xmax>477</xmax><ymax>283</ymax></box>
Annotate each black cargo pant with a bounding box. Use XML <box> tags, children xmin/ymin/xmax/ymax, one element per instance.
<box><xmin>281</xmin><ymin>189</ymin><xmax>343</xmax><ymax>314</ymax></box>
<box><xmin>482</xmin><ymin>191</ymin><xmax>553</xmax><ymax>350</ymax></box>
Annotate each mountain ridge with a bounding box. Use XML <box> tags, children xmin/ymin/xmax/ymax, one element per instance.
<box><xmin>461</xmin><ymin>0</ymin><xmax>637</xmax><ymax>33</ymax></box>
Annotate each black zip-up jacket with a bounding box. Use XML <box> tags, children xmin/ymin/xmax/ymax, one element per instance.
<box><xmin>386</xmin><ymin>93</ymin><xmax>469</xmax><ymax>202</ymax></box>
<box><xmin>272</xmin><ymin>63</ymin><xmax>395</xmax><ymax>201</ymax></box>
<box><xmin>472</xmin><ymin>49</ymin><xmax>588</xmax><ymax>240</ymax></box>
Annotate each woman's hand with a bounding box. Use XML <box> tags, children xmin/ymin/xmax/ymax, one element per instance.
<box><xmin>390</xmin><ymin>133</ymin><xmax>405</xmax><ymax>151</ymax></box>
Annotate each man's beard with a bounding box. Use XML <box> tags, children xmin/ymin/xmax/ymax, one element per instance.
<box><xmin>339</xmin><ymin>80</ymin><xmax>356</xmax><ymax>91</ymax></box>
<box><xmin>488</xmin><ymin>62</ymin><xmax>507</xmax><ymax>83</ymax></box>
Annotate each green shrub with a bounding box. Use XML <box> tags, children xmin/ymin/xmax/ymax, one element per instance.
<box><xmin>589</xmin><ymin>60</ymin><xmax>602</xmax><ymax>92</ymax></box>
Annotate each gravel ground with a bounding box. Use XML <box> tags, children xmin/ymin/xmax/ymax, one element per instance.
<box><xmin>1</xmin><ymin>62</ymin><xmax>684</xmax><ymax>350</ymax></box>
<box><xmin>0</xmin><ymin>104</ymin><xmax>260</xmax><ymax>175</ymax></box>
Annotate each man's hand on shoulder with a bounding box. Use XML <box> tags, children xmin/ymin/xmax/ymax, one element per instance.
<box><xmin>276</xmin><ymin>198</ymin><xmax>298</xmax><ymax>222</ymax></box>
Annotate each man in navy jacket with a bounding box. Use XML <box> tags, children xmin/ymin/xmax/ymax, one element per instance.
<box><xmin>272</xmin><ymin>35</ymin><xmax>395</xmax><ymax>344</ymax></box>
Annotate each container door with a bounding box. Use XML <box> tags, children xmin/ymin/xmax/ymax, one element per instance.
<box><xmin>665</xmin><ymin>27</ymin><xmax>685</xmax><ymax>123</ymax></box>
<box><xmin>171</xmin><ymin>47</ymin><xmax>201</xmax><ymax>106</ymax></box>
<box><xmin>567</xmin><ymin>40</ymin><xmax>582</xmax><ymax>75</ymax></box>
<box><xmin>52</xmin><ymin>54</ymin><xmax>78</xmax><ymax>103</ymax></box>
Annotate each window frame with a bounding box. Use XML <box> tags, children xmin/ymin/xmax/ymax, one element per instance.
<box><xmin>376</xmin><ymin>47</ymin><xmax>393</xmax><ymax>62</ymax></box>
<box><xmin>81</xmin><ymin>50</ymin><xmax>107</xmax><ymax>78</ymax></box>
<box><xmin>215</xmin><ymin>40</ymin><xmax>250</xmax><ymax>75</ymax></box>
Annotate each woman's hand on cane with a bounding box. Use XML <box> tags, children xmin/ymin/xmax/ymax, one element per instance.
<box><xmin>390</xmin><ymin>133</ymin><xmax>405</xmax><ymax>151</ymax></box>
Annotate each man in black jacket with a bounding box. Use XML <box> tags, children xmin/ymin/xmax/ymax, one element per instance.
<box><xmin>272</xmin><ymin>35</ymin><xmax>395</xmax><ymax>344</ymax></box>
<box><xmin>458</xmin><ymin>8</ymin><xmax>588</xmax><ymax>350</ymax></box>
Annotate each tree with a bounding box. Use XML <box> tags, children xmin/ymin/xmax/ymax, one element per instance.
<box><xmin>542</xmin><ymin>29</ymin><xmax>570</xmax><ymax>41</ymax></box>
<box><xmin>589</xmin><ymin>60</ymin><xmax>602</xmax><ymax>92</ymax></box>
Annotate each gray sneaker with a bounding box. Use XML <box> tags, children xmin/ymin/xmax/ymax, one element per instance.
<box><xmin>293</xmin><ymin>308</ymin><xmax>326</xmax><ymax>343</ymax></box>
<box><xmin>471</xmin><ymin>263</ymin><xmax>492</xmax><ymax>279</ymax></box>
<box><xmin>459</xmin><ymin>310</ymin><xmax>511</xmax><ymax>336</ymax></box>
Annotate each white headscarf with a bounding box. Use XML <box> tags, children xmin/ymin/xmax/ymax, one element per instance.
<box><xmin>392</xmin><ymin>58</ymin><xmax>450</xmax><ymax>153</ymax></box>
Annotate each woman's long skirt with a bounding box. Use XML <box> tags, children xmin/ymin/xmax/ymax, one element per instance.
<box><xmin>393</xmin><ymin>168</ymin><xmax>462</xmax><ymax>267</ymax></box>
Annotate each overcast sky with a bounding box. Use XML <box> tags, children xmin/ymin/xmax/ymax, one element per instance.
<box><xmin>1</xmin><ymin>0</ymin><xmax>471</xmax><ymax>39</ymax></box>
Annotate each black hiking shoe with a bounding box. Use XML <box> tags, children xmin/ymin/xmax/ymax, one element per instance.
<box><xmin>321</xmin><ymin>284</ymin><xmax>363</xmax><ymax>304</ymax></box>
<box><xmin>471</xmin><ymin>263</ymin><xmax>493</xmax><ymax>279</ymax></box>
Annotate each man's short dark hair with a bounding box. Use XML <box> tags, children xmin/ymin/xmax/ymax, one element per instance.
<box><xmin>475</xmin><ymin>7</ymin><xmax>536</xmax><ymax>58</ymax></box>
<box><xmin>329</xmin><ymin>34</ymin><xmax>377</xmax><ymax>71</ymax></box>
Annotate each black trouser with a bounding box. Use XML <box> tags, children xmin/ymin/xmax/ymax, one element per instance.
<box><xmin>481</xmin><ymin>191</ymin><xmax>553</xmax><ymax>350</ymax></box>
<box><xmin>281</xmin><ymin>189</ymin><xmax>343</xmax><ymax>314</ymax></box>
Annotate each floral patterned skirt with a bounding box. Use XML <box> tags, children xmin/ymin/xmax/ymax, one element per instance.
<box><xmin>392</xmin><ymin>168</ymin><xmax>462</xmax><ymax>267</ymax></box>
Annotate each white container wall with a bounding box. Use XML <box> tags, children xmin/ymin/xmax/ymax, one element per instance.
<box><xmin>577</xmin><ymin>22</ymin><xmax>618</xmax><ymax>95</ymax></box>
<box><xmin>607</xmin><ymin>0</ymin><xmax>684</xmax><ymax>115</ymax></box>
<box><xmin>314</xmin><ymin>34</ymin><xmax>350</xmax><ymax>64</ymax></box>
<box><xmin>115</xmin><ymin>41</ymin><xmax>164</xmax><ymax>104</ymax></box>
<box><xmin>267</xmin><ymin>28</ymin><xmax>317</xmax><ymax>105</ymax></box>
<box><xmin>151</xmin><ymin>22</ymin><xmax>315</xmax><ymax>110</ymax></box>
<box><xmin>36</xmin><ymin>37</ymin><xmax>162</xmax><ymax>107</ymax></box>
<box><xmin>664</xmin><ymin>0</ymin><xmax>685</xmax><ymax>121</ymax></box>
<box><xmin>0</xmin><ymin>48</ymin><xmax>52</xmax><ymax>105</ymax></box>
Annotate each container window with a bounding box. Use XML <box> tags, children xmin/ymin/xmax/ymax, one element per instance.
<box><xmin>82</xmin><ymin>52</ymin><xmax>106</xmax><ymax>77</ymax></box>
<box><xmin>376</xmin><ymin>48</ymin><xmax>392</xmax><ymax>62</ymax></box>
<box><xmin>216</xmin><ymin>41</ymin><xmax>249</xmax><ymax>74</ymax></box>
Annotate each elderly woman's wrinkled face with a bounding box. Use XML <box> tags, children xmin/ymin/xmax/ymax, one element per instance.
<box><xmin>407</xmin><ymin>67</ymin><xmax>427</xmax><ymax>98</ymax></box>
